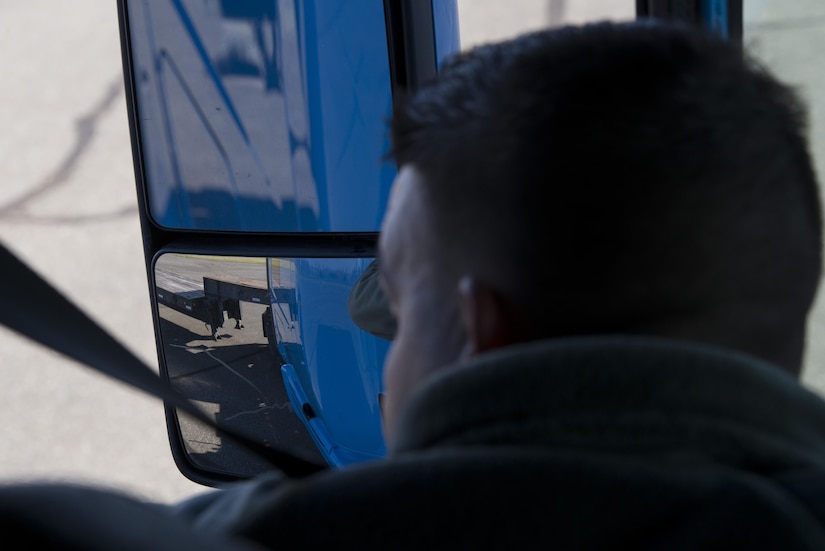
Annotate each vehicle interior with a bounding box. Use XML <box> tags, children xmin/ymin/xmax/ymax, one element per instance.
<box><xmin>3</xmin><ymin>0</ymin><xmax>825</xmax><ymax>547</ymax></box>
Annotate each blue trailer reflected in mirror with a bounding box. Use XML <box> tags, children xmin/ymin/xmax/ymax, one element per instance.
<box><xmin>126</xmin><ymin>0</ymin><xmax>396</xmax><ymax>233</ymax></box>
<box><xmin>154</xmin><ymin>253</ymin><xmax>389</xmax><ymax>479</ymax></box>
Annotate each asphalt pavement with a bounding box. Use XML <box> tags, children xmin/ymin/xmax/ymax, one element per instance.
<box><xmin>1</xmin><ymin>0</ymin><xmax>823</xmax><ymax>505</ymax></box>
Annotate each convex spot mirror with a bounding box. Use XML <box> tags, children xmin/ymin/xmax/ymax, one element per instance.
<box><xmin>154</xmin><ymin>253</ymin><xmax>389</xmax><ymax>481</ymax></box>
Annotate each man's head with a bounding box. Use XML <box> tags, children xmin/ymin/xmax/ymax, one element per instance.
<box><xmin>378</xmin><ymin>20</ymin><xmax>822</xmax><ymax>443</ymax></box>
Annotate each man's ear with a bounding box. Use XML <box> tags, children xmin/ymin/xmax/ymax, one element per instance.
<box><xmin>457</xmin><ymin>276</ymin><xmax>515</xmax><ymax>358</ymax></box>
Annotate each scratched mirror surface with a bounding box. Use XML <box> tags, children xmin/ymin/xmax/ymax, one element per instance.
<box><xmin>126</xmin><ymin>0</ymin><xmax>395</xmax><ymax>232</ymax></box>
<box><xmin>154</xmin><ymin>253</ymin><xmax>389</xmax><ymax>478</ymax></box>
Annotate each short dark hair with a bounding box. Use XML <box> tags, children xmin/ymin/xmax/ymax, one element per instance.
<box><xmin>389</xmin><ymin>20</ymin><xmax>822</xmax><ymax>371</ymax></box>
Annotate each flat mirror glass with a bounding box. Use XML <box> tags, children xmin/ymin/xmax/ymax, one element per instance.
<box><xmin>126</xmin><ymin>0</ymin><xmax>395</xmax><ymax>232</ymax></box>
<box><xmin>154</xmin><ymin>253</ymin><xmax>389</xmax><ymax>478</ymax></box>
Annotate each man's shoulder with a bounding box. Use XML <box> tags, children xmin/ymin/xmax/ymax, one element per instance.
<box><xmin>217</xmin><ymin>449</ymin><xmax>825</xmax><ymax>550</ymax></box>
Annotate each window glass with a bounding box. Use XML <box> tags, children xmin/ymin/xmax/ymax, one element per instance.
<box><xmin>456</xmin><ymin>0</ymin><xmax>634</xmax><ymax>50</ymax></box>
<box><xmin>744</xmin><ymin>0</ymin><xmax>825</xmax><ymax>394</ymax></box>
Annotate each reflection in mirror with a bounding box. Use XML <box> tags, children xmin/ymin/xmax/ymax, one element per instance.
<box><xmin>126</xmin><ymin>0</ymin><xmax>395</xmax><ymax>232</ymax></box>
<box><xmin>154</xmin><ymin>253</ymin><xmax>389</xmax><ymax>479</ymax></box>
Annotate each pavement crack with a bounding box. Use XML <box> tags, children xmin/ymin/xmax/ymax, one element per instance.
<box><xmin>0</xmin><ymin>77</ymin><xmax>132</xmax><ymax>223</ymax></box>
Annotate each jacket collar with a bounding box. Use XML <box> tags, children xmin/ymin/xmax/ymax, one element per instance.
<box><xmin>391</xmin><ymin>335</ymin><xmax>825</xmax><ymax>470</ymax></box>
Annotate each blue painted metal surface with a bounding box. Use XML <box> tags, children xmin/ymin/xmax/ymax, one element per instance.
<box><xmin>267</xmin><ymin>257</ymin><xmax>390</xmax><ymax>466</ymax></box>
<box><xmin>701</xmin><ymin>0</ymin><xmax>729</xmax><ymax>39</ymax></box>
<box><xmin>433</xmin><ymin>0</ymin><xmax>461</xmax><ymax>67</ymax></box>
